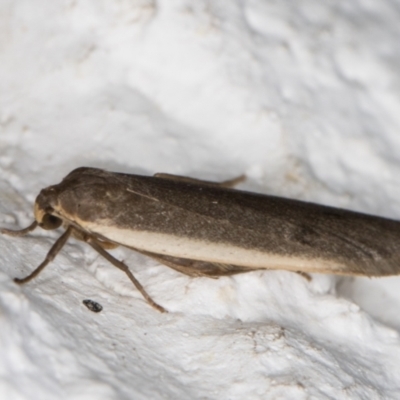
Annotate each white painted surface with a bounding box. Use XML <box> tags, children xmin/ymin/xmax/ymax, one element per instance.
<box><xmin>1</xmin><ymin>1</ymin><xmax>400</xmax><ymax>399</ymax></box>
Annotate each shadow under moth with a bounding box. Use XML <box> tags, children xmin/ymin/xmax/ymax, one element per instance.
<box><xmin>2</xmin><ymin>167</ymin><xmax>400</xmax><ymax>312</ymax></box>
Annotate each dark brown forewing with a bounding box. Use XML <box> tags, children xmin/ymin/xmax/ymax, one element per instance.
<box><xmin>54</xmin><ymin>167</ymin><xmax>400</xmax><ymax>276</ymax></box>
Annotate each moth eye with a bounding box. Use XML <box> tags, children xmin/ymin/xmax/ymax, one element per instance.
<box><xmin>41</xmin><ymin>214</ymin><xmax>62</xmax><ymax>230</ymax></box>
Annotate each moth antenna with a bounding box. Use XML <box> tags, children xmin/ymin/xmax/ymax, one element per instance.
<box><xmin>14</xmin><ymin>226</ymin><xmax>72</xmax><ymax>284</ymax></box>
<box><xmin>86</xmin><ymin>237</ymin><xmax>167</xmax><ymax>313</ymax></box>
<box><xmin>1</xmin><ymin>221</ymin><xmax>38</xmax><ymax>237</ymax></box>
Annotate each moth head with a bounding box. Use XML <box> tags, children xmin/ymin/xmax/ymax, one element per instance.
<box><xmin>34</xmin><ymin>186</ymin><xmax>63</xmax><ymax>230</ymax></box>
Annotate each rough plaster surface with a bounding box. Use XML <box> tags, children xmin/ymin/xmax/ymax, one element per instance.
<box><xmin>1</xmin><ymin>1</ymin><xmax>400</xmax><ymax>399</ymax></box>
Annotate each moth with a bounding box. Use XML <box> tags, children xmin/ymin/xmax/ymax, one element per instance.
<box><xmin>2</xmin><ymin>167</ymin><xmax>400</xmax><ymax>313</ymax></box>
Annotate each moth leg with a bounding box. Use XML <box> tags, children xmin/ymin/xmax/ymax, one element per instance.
<box><xmin>86</xmin><ymin>237</ymin><xmax>166</xmax><ymax>313</ymax></box>
<box><xmin>95</xmin><ymin>240</ymin><xmax>119</xmax><ymax>250</ymax></box>
<box><xmin>134</xmin><ymin>249</ymin><xmax>256</xmax><ymax>278</ymax></box>
<box><xmin>218</xmin><ymin>175</ymin><xmax>246</xmax><ymax>188</ymax></box>
<box><xmin>296</xmin><ymin>271</ymin><xmax>312</xmax><ymax>281</ymax></box>
<box><xmin>154</xmin><ymin>173</ymin><xmax>246</xmax><ymax>188</ymax></box>
<box><xmin>136</xmin><ymin>251</ymin><xmax>211</xmax><ymax>277</ymax></box>
<box><xmin>144</xmin><ymin>251</ymin><xmax>313</xmax><ymax>281</ymax></box>
<box><xmin>14</xmin><ymin>226</ymin><xmax>72</xmax><ymax>284</ymax></box>
<box><xmin>2</xmin><ymin>221</ymin><xmax>38</xmax><ymax>237</ymax></box>
<box><xmin>70</xmin><ymin>228</ymin><xmax>119</xmax><ymax>250</ymax></box>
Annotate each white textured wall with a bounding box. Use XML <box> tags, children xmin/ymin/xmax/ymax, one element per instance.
<box><xmin>1</xmin><ymin>1</ymin><xmax>400</xmax><ymax>399</ymax></box>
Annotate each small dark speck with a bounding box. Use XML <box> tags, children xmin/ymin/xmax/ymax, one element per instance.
<box><xmin>83</xmin><ymin>299</ymin><xmax>103</xmax><ymax>313</ymax></box>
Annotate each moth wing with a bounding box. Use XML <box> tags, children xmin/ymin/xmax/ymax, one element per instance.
<box><xmin>55</xmin><ymin>168</ymin><xmax>400</xmax><ymax>277</ymax></box>
<box><xmin>117</xmin><ymin>174</ymin><xmax>400</xmax><ymax>277</ymax></box>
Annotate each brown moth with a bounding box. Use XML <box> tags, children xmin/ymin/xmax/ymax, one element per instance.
<box><xmin>2</xmin><ymin>167</ymin><xmax>400</xmax><ymax>312</ymax></box>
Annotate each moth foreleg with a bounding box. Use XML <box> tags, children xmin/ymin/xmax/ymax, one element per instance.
<box><xmin>14</xmin><ymin>226</ymin><xmax>72</xmax><ymax>284</ymax></box>
<box><xmin>86</xmin><ymin>237</ymin><xmax>166</xmax><ymax>313</ymax></box>
<box><xmin>154</xmin><ymin>173</ymin><xmax>245</xmax><ymax>188</ymax></box>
